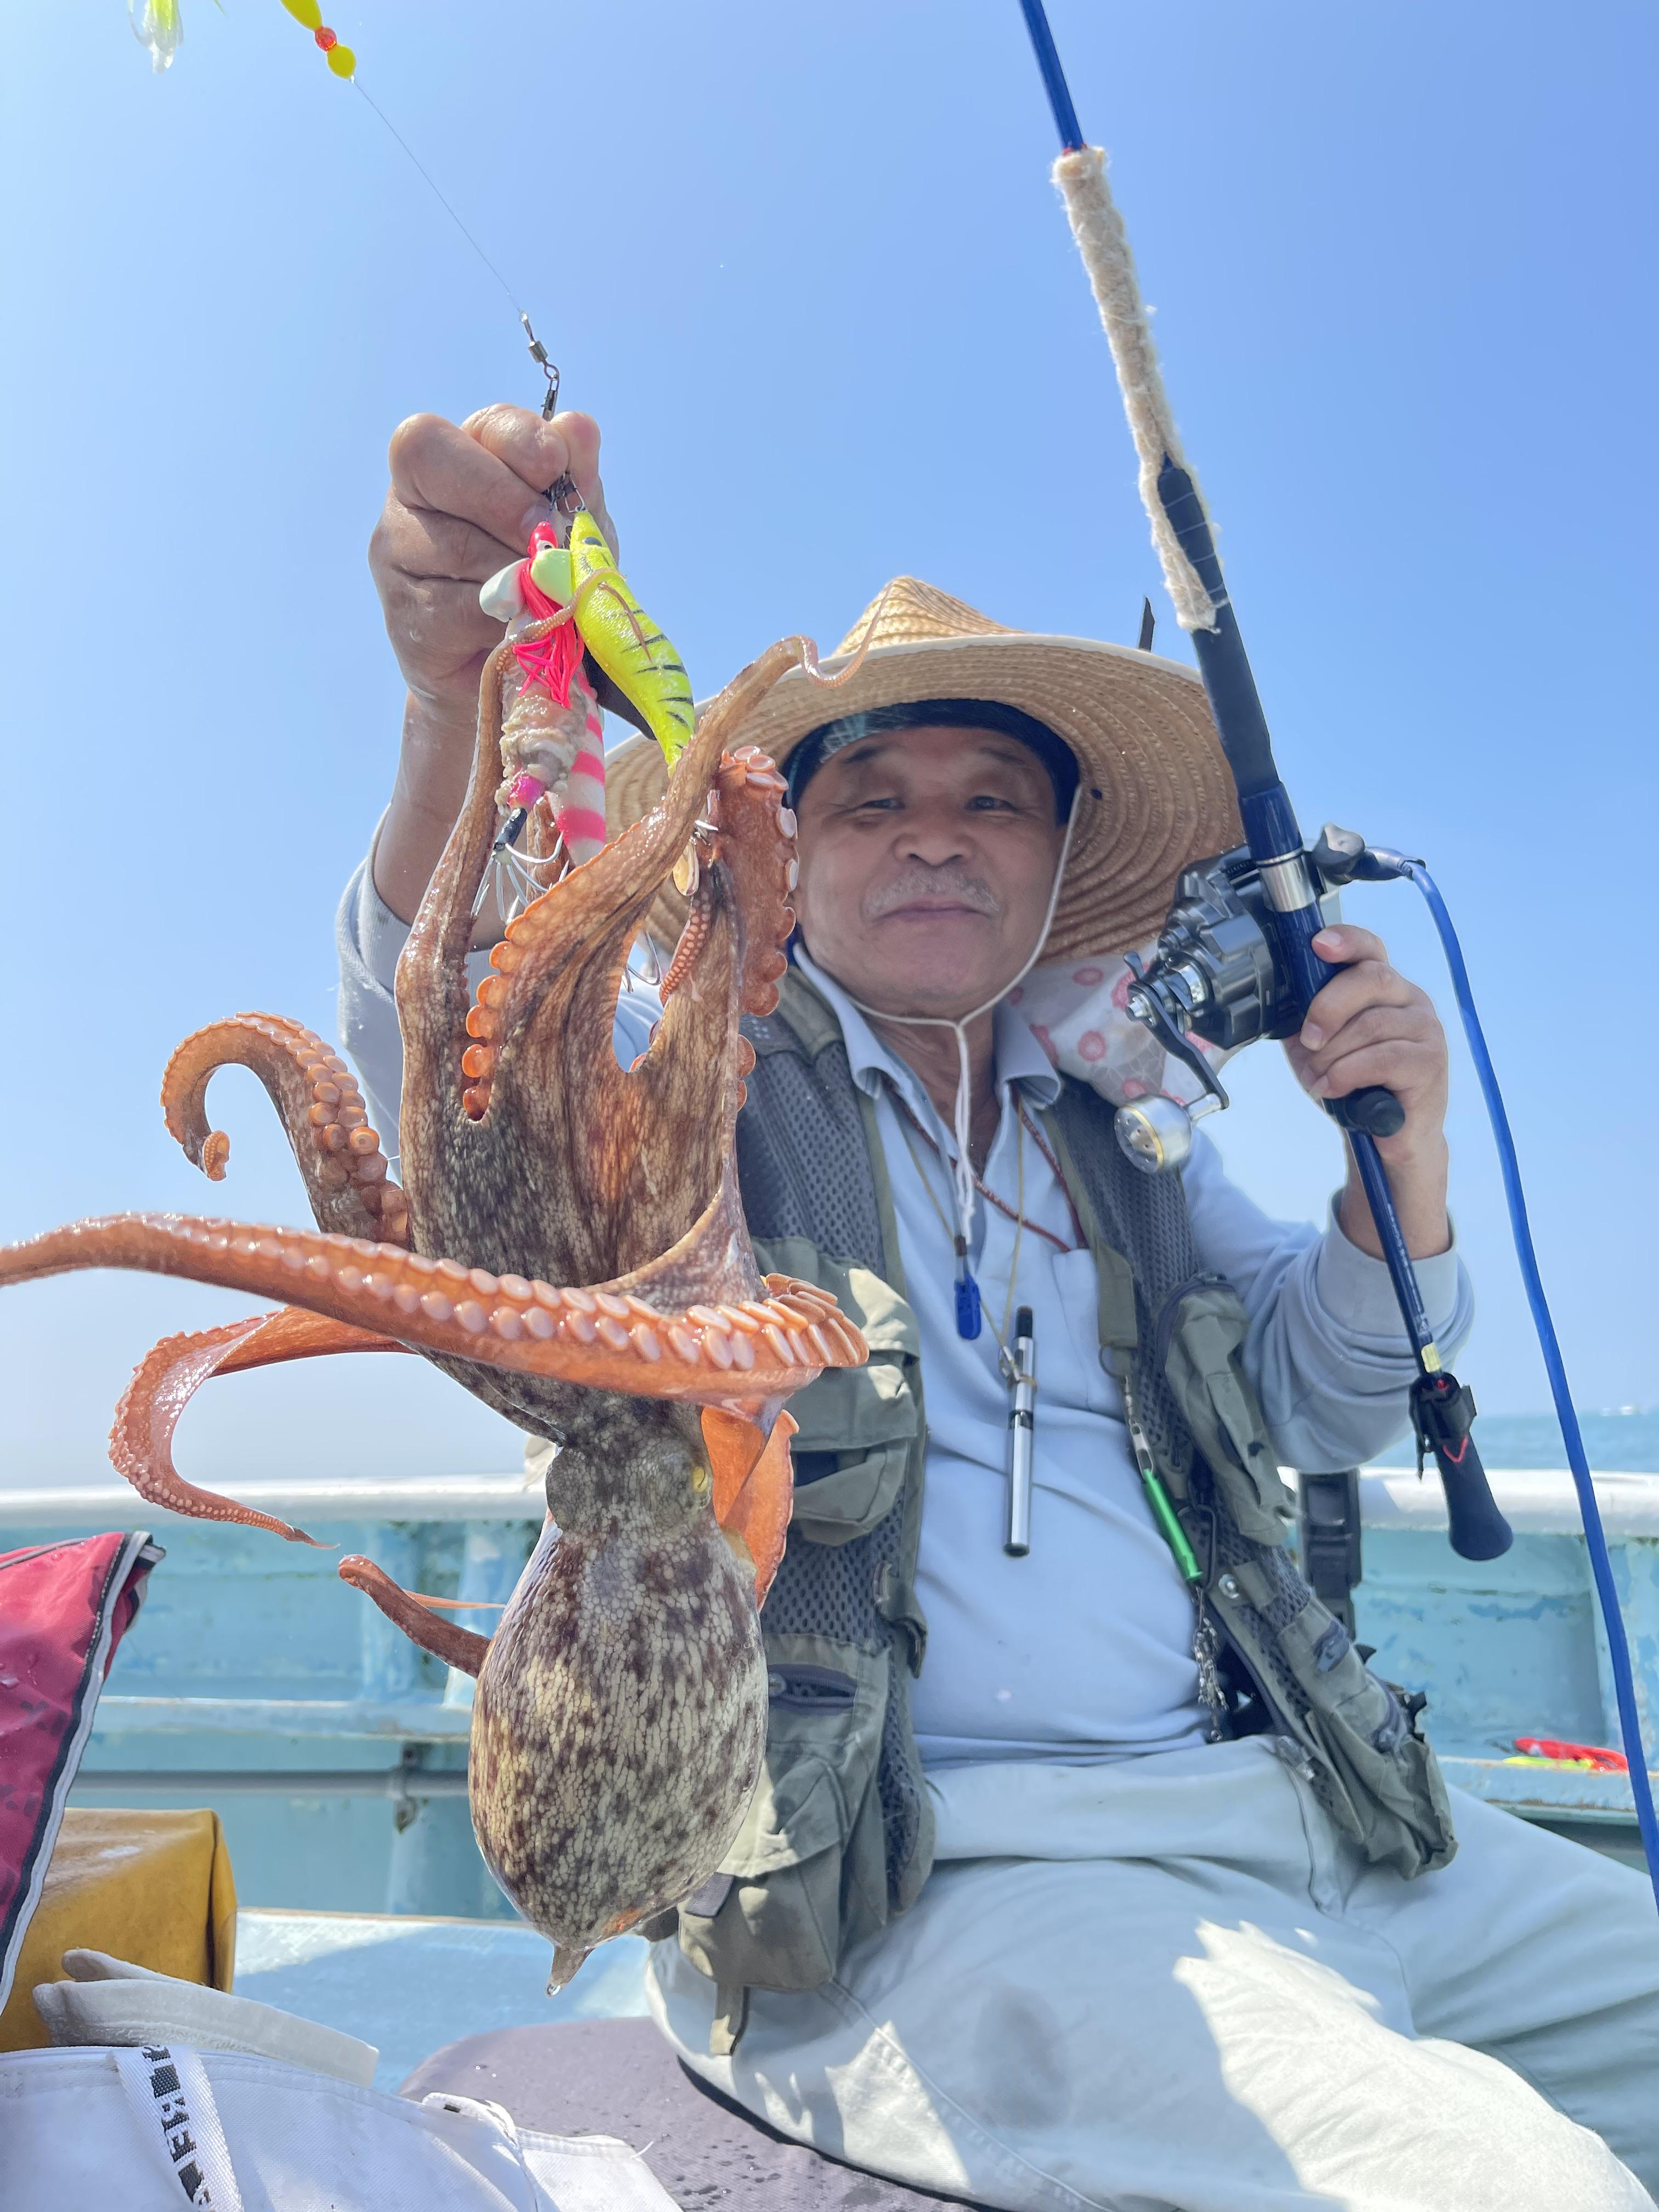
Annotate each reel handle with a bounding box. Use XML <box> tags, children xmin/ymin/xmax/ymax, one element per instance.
<box><xmin>1412</xmin><ymin>1373</ymin><xmax>1513</xmax><ymax>1561</ymax></box>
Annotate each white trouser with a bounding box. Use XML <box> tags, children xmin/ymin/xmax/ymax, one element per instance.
<box><xmin>647</xmin><ymin>1737</ymin><xmax>1659</xmax><ymax>2212</ymax></box>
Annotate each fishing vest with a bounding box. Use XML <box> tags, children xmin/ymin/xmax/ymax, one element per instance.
<box><xmin>657</xmin><ymin>972</ymin><xmax>1455</xmax><ymax>2034</ymax></box>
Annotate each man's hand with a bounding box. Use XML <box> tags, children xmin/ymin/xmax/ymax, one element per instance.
<box><xmin>1284</xmin><ymin>924</ymin><xmax>1453</xmax><ymax>1262</ymax></box>
<box><xmin>367</xmin><ymin>405</ymin><xmax>613</xmax><ymax>922</ymax></box>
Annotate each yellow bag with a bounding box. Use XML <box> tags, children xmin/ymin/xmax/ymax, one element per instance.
<box><xmin>0</xmin><ymin>1806</ymin><xmax>236</xmax><ymax>2052</ymax></box>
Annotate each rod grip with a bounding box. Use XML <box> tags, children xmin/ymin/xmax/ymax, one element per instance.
<box><xmin>1412</xmin><ymin>1374</ymin><xmax>1513</xmax><ymax>1560</ymax></box>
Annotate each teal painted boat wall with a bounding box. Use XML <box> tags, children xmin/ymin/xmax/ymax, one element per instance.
<box><xmin>5</xmin><ymin>1486</ymin><xmax>540</xmax><ymax>1918</ymax></box>
<box><xmin>8</xmin><ymin>1465</ymin><xmax>1658</xmax><ymax>1916</ymax></box>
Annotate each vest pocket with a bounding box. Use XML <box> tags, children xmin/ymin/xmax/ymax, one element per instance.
<box><xmin>1159</xmin><ymin>1279</ymin><xmax>1294</xmax><ymax>1543</ymax></box>
<box><xmin>753</xmin><ymin>1237</ymin><xmax>923</xmax><ymax>1547</ymax></box>
<box><xmin>1275</xmin><ymin>1601</ymin><xmax>1458</xmax><ymax>1877</ymax></box>
<box><xmin>792</xmin><ymin>1441</ymin><xmax>910</xmax><ymax>1545</ymax></box>
<box><xmin>675</xmin><ymin>1633</ymin><xmax>890</xmax><ymax>1994</ymax></box>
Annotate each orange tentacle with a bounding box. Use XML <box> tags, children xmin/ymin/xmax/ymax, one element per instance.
<box><xmin>111</xmin><ymin>1307</ymin><xmax>409</xmax><ymax>1543</ymax></box>
<box><xmin>162</xmin><ymin>1014</ymin><xmax>409</xmax><ymax>1247</ymax></box>
<box><xmin>0</xmin><ymin>1214</ymin><xmax>866</xmax><ymax>1406</ymax></box>
<box><xmin>660</xmin><ymin>877</ymin><xmax>715</xmax><ymax>1002</ymax></box>
<box><xmin>702</xmin><ymin>1405</ymin><xmax>796</xmax><ymax>1606</ymax></box>
<box><xmin>339</xmin><ymin>1554</ymin><xmax>492</xmax><ymax>1676</ymax></box>
<box><xmin>711</xmin><ymin>748</ymin><xmax>797</xmax><ymax>1017</ymax></box>
<box><xmin>454</xmin><ymin>632</ymin><xmax>831</xmax><ymax>1120</ymax></box>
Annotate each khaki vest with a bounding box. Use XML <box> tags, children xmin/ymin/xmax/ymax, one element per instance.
<box><xmin>654</xmin><ymin>973</ymin><xmax>1454</xmax><ymax>2038</ymax></box>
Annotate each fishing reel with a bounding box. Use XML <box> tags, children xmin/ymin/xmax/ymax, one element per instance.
<box><xmin>1115</xmin><ymin>825</ymin><xmax>1407</xmax><ymax>1175</ymax></box>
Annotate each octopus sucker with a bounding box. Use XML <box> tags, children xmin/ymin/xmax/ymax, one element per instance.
<box><xmin>162</xmin><ymin>1012</ymin><xmax>409</xmax><ymax>1246</ymax></box>
<box><xmin>0</xmin><ymin>616</ymin><xmax>881</xmax><ymax>1968</ymax></box>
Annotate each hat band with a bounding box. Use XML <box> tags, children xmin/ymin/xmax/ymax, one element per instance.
<box><xmin>783</xmin><ymin>698</ymin><xmax>1081</xmax><ymax>822</ymax></box>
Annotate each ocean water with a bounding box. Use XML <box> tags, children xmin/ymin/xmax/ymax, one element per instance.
<box><xmin>1372</xmin><ymin>1409</ymin><xmax>1659</xmax><ymax>1475</ymax></box>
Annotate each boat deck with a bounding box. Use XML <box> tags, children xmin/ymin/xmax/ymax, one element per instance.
<box><xmin>234</xmin><ymin>1909</ymin><xmax>648</xmax><ymax>2091</ymax></box>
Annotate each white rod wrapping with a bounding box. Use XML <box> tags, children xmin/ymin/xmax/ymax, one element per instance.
<box><xmin>1052</xmin><ymin>145</ymin><xmax>1219</xmax><ymax>635</ymax></box>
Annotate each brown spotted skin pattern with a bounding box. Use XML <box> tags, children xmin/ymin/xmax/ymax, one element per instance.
<box><xmin>473</xmin><ymin>1407</ymin><xmax>767</xmax><ymax>1986</ymax></box>
<box><xmin>0</xmin><ymin>624</ymin><xmax>875</xmax><ymax>1969</ymax></box>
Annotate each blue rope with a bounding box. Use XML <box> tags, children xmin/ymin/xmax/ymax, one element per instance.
<box><xmin>1404</xmin><ymin>860</ymin><xmax>1659</xmax><ymax>1908</ymax></box>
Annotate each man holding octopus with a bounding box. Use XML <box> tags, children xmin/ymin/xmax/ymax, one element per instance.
<box><xmin>340</xmin><ymin>401</ymin><xmax>1659</xmax><ymax>2211</ymax></box>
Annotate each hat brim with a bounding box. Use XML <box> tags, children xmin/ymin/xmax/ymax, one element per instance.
<box><xmin>606</xmin><ymin>631</ymin><xmax>1243</xmax><ymax>963</ymax></box>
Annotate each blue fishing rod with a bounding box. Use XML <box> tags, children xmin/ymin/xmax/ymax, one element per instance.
<box><xmin>1015</xmin><ymin>0</ymin><xmax>1659</xmax><ymax>1904</ymax></box>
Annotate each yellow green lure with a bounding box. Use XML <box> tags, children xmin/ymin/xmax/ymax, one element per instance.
<box><xmin>529</xmin><ymin>511</ymin><xmax>695</xmax><ymax>769</ymax></box>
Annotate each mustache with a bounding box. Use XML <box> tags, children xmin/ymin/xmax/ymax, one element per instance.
<box><xmin>864</xmin><ymin>867</ymin><xmax>1001</xmax><ymax>922</ymax></box>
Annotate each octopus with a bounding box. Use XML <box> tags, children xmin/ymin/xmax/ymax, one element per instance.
<box><xmin>0</xmin><ymin>619</ymin><xmax>871</xmax><ymax>1987</ymax></box>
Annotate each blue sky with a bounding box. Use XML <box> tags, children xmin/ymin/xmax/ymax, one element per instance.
<box><xmin>1</xmin><ymin>1</ymin><xmax>1654</xmax><ymax>1487</ymax></box>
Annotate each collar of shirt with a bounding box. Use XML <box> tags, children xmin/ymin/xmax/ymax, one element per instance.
<box><xmin>793</xmin><ymin>948</ymin><xmax>1062</xmax><ymax>1143</ymax></box>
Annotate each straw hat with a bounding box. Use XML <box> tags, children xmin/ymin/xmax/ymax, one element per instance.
<box><xmin>604</xmin><ymin>575</ymin><xmax>1242</xmax><ymax>964</ymax></box>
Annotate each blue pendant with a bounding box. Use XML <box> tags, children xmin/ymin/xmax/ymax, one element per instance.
<box><xmin>955</xmin><ymin>1271</ymin><xmax>983</xmax><ymax>1340</ymax></box>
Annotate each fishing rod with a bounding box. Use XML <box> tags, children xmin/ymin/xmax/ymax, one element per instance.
<box><xmin>1014</xmin><ymin>0</ymin><xmax>1659</xmax><ymax>1908</ymax></box>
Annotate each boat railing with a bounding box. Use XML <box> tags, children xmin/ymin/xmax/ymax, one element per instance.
<box><xmin>4</xmin><ymin>1465</ymin><xmax>1656</xmax><ymax>1913</ymax></box>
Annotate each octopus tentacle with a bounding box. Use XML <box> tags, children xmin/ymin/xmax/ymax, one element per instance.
<box><xmin>338</xmin><ymin>1554</ymin><xmax>491</xmax><ymax>1676</ymax></box>
<box><xmin>162</xmin><ymin>1015</ymin><xmax>410</xmax><ymax>1246</ymax></box>
<box><xmin>0</xmin><ymin>1212</ymin><xmax>865</xmax><ymax>1404</ymax></box>
<box><xmin>565</xmin><ymin>752</ymin><xmax>793</xmax><ymax>1268</ymax></box>
<box><xmin>112</xmin><ymin>1306</ymin><xmax>409</xmax><ymax>1543</ymax></box>
<box><xmin>658</xmin><ymin>873</ymin><xmax>715</xmax><ymax>1002</ymax></box>
<box><xmin>708</xmin><ymin>748</ymin><xmax>797</xmax><ymax>1018</ymax></box>
<box><xmin>472</xmin><ymin>734</ymin><xmax>795</xmax><ymax>1079</ymax></box>
<box><xmin>412</xmin><ymin>632</ymin><xmax>839</xmax><ymax>1119</ymax></box>
<box><xmin>396</xmin><ymin>629</ymin><xmax>879</xmax><ymax>1308</ymax></box>
<box><xmin>702</xmin><ymin>1405</ymin><xmax>796</xmax><ymax>1605</ymax></box>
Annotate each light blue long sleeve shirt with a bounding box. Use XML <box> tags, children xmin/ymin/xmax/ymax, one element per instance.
<box><xmin>337</xmin><ymin>860</ymin><xmax>1472</xmax><ymax>1767</ymax></box>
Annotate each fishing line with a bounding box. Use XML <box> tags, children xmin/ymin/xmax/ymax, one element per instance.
<box><xmin>1398</xmin><ymin>858</ymin><xmax>1659</xmax><ymax>1909</ymax></box>
<box><xmin>346</xmin><ymin>75</ymin><xmax>562</xmax><ymax>408</ymax></box>
<box><xmin>131</xmin><ymin>2</ymin><xmax>560</xmax><ymax>399</ymax></box>
<box><xmin>350</xmin><ymin>79</ymin><xmax>526</xmax><ymax>322</ymax></box>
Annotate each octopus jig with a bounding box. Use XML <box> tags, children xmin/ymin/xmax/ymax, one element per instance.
<box><xmin>475</xmin><ymin>503</ymin><xmax>693</xmax><ymax>936</ymax></box>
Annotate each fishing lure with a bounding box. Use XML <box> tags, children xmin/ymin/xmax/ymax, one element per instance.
<box><xmin>129</xmin><ymin>2</ymin><xmax>356</xmax><ymax>78</ymax></box>
<box><xmin>529</xmin><ymin>511</ymin><xmax>695</xmax><ymax>770</ymax></box>
<box><xmin>477</xmin><ymin>505</ymin><xmax>696</xmax><ymax>904</ymax></box>
<box><xmin>128</xmin><ymin>0</ymin><xmax>183</xmax><ymax>71</ymax></box>
<box><xmin>477</xmin><ymin>527</ymin><xmax>608</xmax><ymax>898</ymax></box>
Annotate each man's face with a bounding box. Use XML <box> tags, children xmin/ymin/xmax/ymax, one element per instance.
<box><xmin>792</xmin><ymin>724</ymin><xmax>1069</xmax><ymax>1019</ymax></box>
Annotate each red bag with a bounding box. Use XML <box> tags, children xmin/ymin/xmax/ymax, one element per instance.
<box><xmin>0</xmin><ymin>1531</ymin><xmax>163</xmax><ymax>2011</ymax></box>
